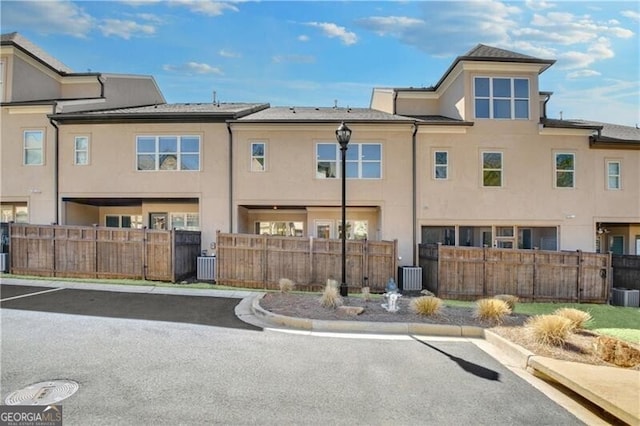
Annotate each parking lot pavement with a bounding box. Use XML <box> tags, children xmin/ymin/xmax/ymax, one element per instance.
<box><xmin>0</xmin><ymin>284</ymin><xmax>261</xmax><ymax>331</ymax></box>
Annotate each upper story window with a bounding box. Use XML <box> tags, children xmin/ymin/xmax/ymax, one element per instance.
<box><xmin>251</xmin><ymin>142</ymin><xmax>266</xmax><ymax>172</ymax></box>
<box><xmin>482</xmin><ymin>151</ymin><xmax>503</xmax><ymax>187</ymax></box>
<box><xmin>474</xmin><ymin>77</ymin><xmax>529</xmax><ymax>119</ymax></box>
<box><xmin>136</xmin><ymin>135</ymin><xmax>200</xmax><ymax>171</ymax></box>
<box><xmin>24</xmin><ymin>130</ymin><xmax>44</xmax><ymax>165</ymax></box>
<box><xmin>74</xmin><ymin>136</ymin><xmax>89</xmax><ymax>165</ymax></box>
<box><xmin>607</xmin><ymin>160</ymin><xmax>621</xmax><ymax>190</ymax></box>
<box><xmin>0</xmin><ymin>59</ymin><xmax>5</xmax><ymax>102</ymax></box>
<box><xmin>316</xmin><ymin>143</ymin><xmax>381</xmax><ymax>179</ymax></box>
<box><xmin>434</xmin><ymin>151</ymin><xmax>448</xmax><ymax>180</ymax></box>
<box><xmin>555</xmin><ymin>153</ymin><xmax>575</xmax><ymax>188</ymax></box>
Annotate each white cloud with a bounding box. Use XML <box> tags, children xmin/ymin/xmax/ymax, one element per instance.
<box><xmin>219</xmin><ymin>49</ymin><xmax>241</xmax><ymax>58</ymax></box>
<box><xmin>524</xmin><ymin>0</ymin><xmax>555</xmax><ymax>10</ymax></box>
<box><xmin>272</xmin><ymin>55</ymin><xmax>316</xmax><ymax>64</ymax></box>
<box><xmin>0</xmin><ymin>0</ymin><xmax>94</xmax><ymax>38</ymax></box>
<box><xmin>305</xmin><ymin>22</ymin><xmax>357</xmax><ymax>45</ymax></box>
<box><xmin>621</xmin><ymin>10</ymin><xmax>640</xmax><ymax>22</ymax></box>
<box><xmin>99</xmin><ymin>19</ymin><xmax>156</xmax><ymax>39</ymax></box>
<box><xmin>356</xmin><ymin>16</ymin><xmax>425</xmax><ymax>36</ymax></box>
<box><xmin>168</xmin><ymin>0</ymin><xmax>238</xmax><ymax>16</ymax></box>
<box><xmin>163</xmin><ymin>62</ymin><xmax>224</xmax><ymax>75</ymax></box>
<box><xmin>566</xmin><ymin>69</ymin><xmax>601</xmax><ymax>79</ymax></box>
<box><xmin>298</xmin><ymin>35</ymin><xmax>309</xmax><ymax>42</ymax></box>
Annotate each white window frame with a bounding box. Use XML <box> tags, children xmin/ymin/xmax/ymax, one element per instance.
<box><xmin>170</xmin><ymin>212</ymin><xmax>200</xmax><ymax>231</ymax></box>
<box><xmin>481</xmin><ymin>151</ymin><xmax>503</xmax><ymax>187</ymax></box>
<box><xmin>606</xmin><ymin>160</ymin><xmax>621</xmax><ymax>190</ymax></box>
<box><xmin>474</xmin><ymin>77</ymin><xmax>530</xmax><ymax>120</ymax></box>
<box><xmin>250</xmin><ymin>141</ymin><xmax>266</xmax><ymax>172</ymax></box>
<box><xmin>316</xmin><ymin>143</ymin><xmax>382</xmax><ymax>179</ymax></box>
<box><xmin>24</xmin><ymin>130</ymin><xmax>44</xmax><ymax>165</ymax></box>
<box><xmin>314</xmin><ymin>220</ymin><xmax>333</xmax><ymax>239</ymax></box>
<box><xmin>74</xmin><ymin>136</ymin><xmax>90</xmax><ymax>165</ymax></box>
<box><xmin>433</xmin><ymin>150</ymin><xmax>448</xmax><ymax>180</ymax></box>
<box><xmin>136</xmin><ymin>135</ymin><xmax>201</xmax><ymax>171</ymax></box>
<box><xmin>555</xmin><ymin>152</ymin><xmax>575</xmax><ymax>188</ymax></box>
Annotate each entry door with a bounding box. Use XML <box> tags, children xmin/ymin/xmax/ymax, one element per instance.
<box><xmin>149</xmin><ymin>213</ymin><xmax>168</xmax><ymax>230</ymax></box>
<box><xmin>609</xmin><ymin>235</ymin><xmax>624</xmax><ymax>255</ymax></box>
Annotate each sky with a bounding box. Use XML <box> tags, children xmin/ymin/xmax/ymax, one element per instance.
<box><xmin>1</xmin><ymin>0</ymin><xmax>639</xmax><ymax>126</ymax></box>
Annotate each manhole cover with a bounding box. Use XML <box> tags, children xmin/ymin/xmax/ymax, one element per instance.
<box><xmin>4</xmin><ymin>380</ymin><xmax>79</xmax><ymax>405</ymax></box>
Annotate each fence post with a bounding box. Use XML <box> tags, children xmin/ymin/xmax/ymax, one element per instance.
<box><xmin>576</xmin><ymin>250</ymin><xmax>583</xmax><ymax>303</ymax></box>
<box><xmin>532</xmin><ymin>248</ymin><xmax>538</xmax><ymax>301</ymax></box>
<box><xmin>171</xmin><ymin>229</ymin><xmax>176</xmax><ymax>283</ymax></box>
<box><xmin>482</xmin><ymin>245</ymin><xmax>488</xmax><ymax>297</ymax></box>
<box><xmin>51</xmin><ymin>225</ymin><xmax>57</xmax><ymax>277</ymax></box>
<box><xmin>262</xmin><ymin>234</ymin><xmax>268</xmax><ymax>289</ymax></box>
<box><xmin>142</xmin><ymin>227</ymin><xmax>147</xmax><ymax>281</ymax></box>
<box><xmin>309</xmin><ymin>236</ymin><xmax>314</xmax><ymax>285</ymax></box>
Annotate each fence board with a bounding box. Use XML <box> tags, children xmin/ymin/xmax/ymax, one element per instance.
<box><xmin>612</xmin><ymin>254</ymin><xmax>640</xmax><ymax>291</ymax></box>
<box><xmin>216</xmin><ymin>232</ymin><xmax>396</xmax><ymax>291</ymax></box>
<box><xmin>418</xmin><ymin>244</ymin><xmax>610</xmax><ymax>303</ymax></box>
<box><xmin>8</xmin><ymin>224</ymin><xmax>198</xmax><ymax>282</ymax></box>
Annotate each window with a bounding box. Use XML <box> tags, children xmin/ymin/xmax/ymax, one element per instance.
<box><xmin>255</xmin><ymin>221</ymin><xmax>304</xmax><ymax>236</ymax></box>
<box><xmin>251</xmin><ymin>142</ymin><xmax>266</xmax><ymax>172</ymax></box>
<box><xmin>421</xmin><ymin>226</ymin><xmax>455</xmax><ymax>246</ymax></box>
<box><xmin>555</xmin><ymin>153</ymin><xmax>575</xmax><ymax>188</ymax></box>
<box><xmin>434</xmin><ymin>151</ymin><xmax>448</xmax><ymax>180</ymax></box>
<box><xmin>474</xmin><ymin>77</ymin><xmax>529</xmax><ymax>119</ymax></box>
<box><xmin>170</xmin><ymin>213</ymin><xmax>200</xmax><ymax>231</ymax></box>
<box><xmin>0</xmin><ymin>59</ymin><xmax>5</xmax><ymax>102</ymax></box>
<box><xmin>315</xmin><ymin>221</ymin><xmax>333</xmax><ymax>239</ymax></box>
<box><xmin>338</xmin><ymin>220</ymin><xmax>368</xmax><ymax>240</ymax></box>
<box><xmin>24</xmin><ymin>130</ymin><xmax>44</xmax><ymax>165</ymax></box>
<box><xmin>136</xmin><ymin>135</ymin><xmax>200</xmax><ymax>171</ymax></box>
<box><xmin>482</xmin><ymin>152</ymin><xmax>502</xmax><ymax>187</ymax></box>
<box><xmin>607</xmin><ymin>161</ymin><xmax>621</xmax><ymax>189</ymax></box>
<box><xmin>105</xmin><ymin>215</ymin><xmax>143</xmax><ymax>228</ymax></box>
<box><xmin>74</xmin><ymin>136</ymin><xmax>89</xmax><ymax>165</ymax></box>
<box><xmin>316</xmin><ymin>143</ymin><xmax>381</xmax><ymax>179</ymax></box>
<box><xmin>1</xmin><ymin>204</ymin><xmax>28</xmax><ymax>223</ymax></box>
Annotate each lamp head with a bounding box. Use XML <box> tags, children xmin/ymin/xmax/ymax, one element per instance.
<box><xmin>335</xmin><ymin>121</ymin><xmax>351</xmax><ymax>148</ymax></box>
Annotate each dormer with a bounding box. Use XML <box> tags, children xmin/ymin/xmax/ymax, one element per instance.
<box><xmin>371</xmin><ymin>44</ymin><xmax>555</xmax><ymax>123</ymax></box>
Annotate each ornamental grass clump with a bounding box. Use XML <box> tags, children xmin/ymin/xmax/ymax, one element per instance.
<box><xmin>320</xmin><ymin>281</ymin><xmax>343</xmax><ymax>309</ymax></box>
<box><xmin>553</xmin><ymin>307</ymin><xmax>592</xmax><ymax>330</ymax></box>
<box><xmin>473</xmin><ymin>298</ymin><xmax>511</xmax><ymax>324</ymax></box>
<box><xmin>278</xmin><ymin>278</ymin><xmax>295</xmax><ymax>293</ymax></box>
<box><xmin>526</xmin><ymin>314</ymin><xmax>573</xmax><ymax>346</ymax></box>
<box><xmin>410</xmin><ymin>296</ymin><xmax>443</xmax><ymax>316</ymax></box>
<box><xmin>493</xmin><ymin>294</ymin><xmax>519</xmax><ymax>311</ymax></box>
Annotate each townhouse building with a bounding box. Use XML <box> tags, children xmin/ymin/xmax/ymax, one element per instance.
<box><xmin>1</xmin><ymin>33</ymin><xmax>638</xmax><ymax>267</ymax></box>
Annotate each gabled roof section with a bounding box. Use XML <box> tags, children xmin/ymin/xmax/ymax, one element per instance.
<box><xmin>541</xmin><ymin>118</ymin><xmax>640</xmax><ymax>149</ymax></box>
<box><xmin>50</xmin><ymin>102</ymin><xmax>270</xmax><ymax>124</ymax></box>
<box><xmin>464</xmin><ymin>44</ymin><xmax>543</xmax><ymax>61</ymax></box>
<box><xmin>236</xmin><ymin>106</ymin><xmax>414</xmax><ymax>123</ymax></box>
<box><xmin>1</xmin><ymin>32</ymin><xmax>74</xmax><ymax>74</ymax></box>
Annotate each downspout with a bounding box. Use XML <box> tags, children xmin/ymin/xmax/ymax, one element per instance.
<box><xmin>226</xmin><ymin>122</ymin><xmax>233</xmax><ymax>233</ymax></box>
<box><xmin>542</xmin><ymin>94</ymin><xmax>550</xmax><ymax>119</ymax></box>
<box><xmin>97</xmin><ymin>74</ymin><xmax>105</xmax><ymax>98</ymax></box>
<box><xmin>48</xmin><ymin>108</ymin><xmax>59</xmax><ymax>225</ymax></box>
<box><xmin>393</xmin><ymin>90</ymin><xmax>399</xmax><ymax>115</ymax></box>
<box><xmin>412</xmin><ymin>122</ymin><xmax>418</xmax><ymax>265</ymax></box>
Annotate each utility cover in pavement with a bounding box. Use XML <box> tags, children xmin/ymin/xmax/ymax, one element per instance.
<box><xmin>4</xmin><ymin>380</ymin><xmax>79</xmax><ymax>405</ymax></box>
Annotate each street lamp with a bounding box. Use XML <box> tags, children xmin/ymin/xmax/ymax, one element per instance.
<box><xmin>336</xmin><ymin>121</ymin><xmax>351</xmax><ymax>297</ymax></box>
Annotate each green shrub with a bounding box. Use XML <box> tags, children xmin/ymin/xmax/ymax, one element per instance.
<box><xmin>553</xmin><ymin>307</ymin><xmax>592</xmax><ymax>330</ymax></box>
<box><xmin>526</xmin><ymin>314</ymin><xmax>573</xmax><ymax>346</ymax></box>
<box><xmin>474</xmin><ymin>298</ymin><xmax>511</xmax><ymax>324</ymax></box>
<box><xmin>278</xmin><ymin>278</ymin><xmax>295</xmax><ymax>293</ymax></box>
<box><xmin>410</xmin><ymin>296</ymin><xmax>443</xmax><ymax>316</ymax></box>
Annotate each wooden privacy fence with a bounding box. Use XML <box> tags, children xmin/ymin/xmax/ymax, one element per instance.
<box><xmin>9</xmin><ymin>223</ymin><xmax>201</xmax><ymax>282</ymax></box>
<box><xmin>216</xmin><ymin>232</ymin><xmax>398</xmax><ymax>291</ymax></box>
<box><xmin>419</xmin><ymin>244</ymin><xmax>612</xmax><ymax>303</ymax></box>
<box><xmin>612</xmin><ymin>254</ymin><xmax>640</xmax><ymax>291</ymax></box>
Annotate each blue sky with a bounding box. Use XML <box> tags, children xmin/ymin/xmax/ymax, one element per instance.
<box><xmin>2</xmin><ymin>0</ymin><xmax>639</xmax><ymax>126</ymax></box>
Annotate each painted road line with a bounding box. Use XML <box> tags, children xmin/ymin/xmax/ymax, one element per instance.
<box><xmin>0</xmin><ymin>287</ymin><xmax>64</xmax><ymax>302</ymax></box>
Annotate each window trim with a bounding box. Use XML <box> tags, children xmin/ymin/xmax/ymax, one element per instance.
<box><xmin>474</xmin><ymin>76</ymin><xmax>530</xmax><ymax>120</ymax></box>
<box><xmin>136</xmin><ymin>135</ymin><xmax>201</xmax><ymax>172</ymax></box>
<box><xmin>554</xmin><ymin>152</ymin><xmax>576</xmax><ymax>189</ymax></box>
<box><xmin>23</xmin><ymin>129</ymin><xmax>44</xmax><ymax>166</ymax></box>
<box><xmin>74</xmin><ymin>135</ymin><xmax>90</xmax><ymax>165</ymax></box>
<box><xmin>433</xmin><ymin>150</ymin><xmax>449</xmax><ymax>180</ymax></box>
<box><xmin>481</xmin><ymin>151</ymin><xmax>503</xmax><ymax>188</ymax></box>
<box><xmin>250</xmin><ymin>141</ymin><xmax>267</xmax><ymax>172</ymax></box>
<box><xmin>606</xmin><ymin>160</ymin><xmax>621</xmax><ymax>190</ymax></box>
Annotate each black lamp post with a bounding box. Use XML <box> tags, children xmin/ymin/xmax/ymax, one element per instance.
<box><xmin>336</xmin><ymin>121</ymin><xmax>351</xmax><ymax>297</ymax></box>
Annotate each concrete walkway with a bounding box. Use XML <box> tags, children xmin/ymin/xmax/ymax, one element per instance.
<box><xmin>2</xmin><ymin>277</ymin><xmax>638</xmax><ymax>425</ymax></box>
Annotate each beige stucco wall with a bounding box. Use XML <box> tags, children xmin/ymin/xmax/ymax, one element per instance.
<box><xmin>439</xmin><ymin>72</ymin><xmax>465</xmax><ymax>120</ymax></box>
<box><xmin>231</xmin><ymin>123</ymin><xmax>415</xmax><ymax>263</ymax></box>
<box><xmin>5</xmin><ymin>51</ymin><xmax>61</xmax><ymax>102</ymax></box>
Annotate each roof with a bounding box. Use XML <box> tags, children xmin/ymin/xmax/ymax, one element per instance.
<box><xmin>50</xmin><ymin>102</ymin><xmax>270</xmax><ymax>123</ymax></box>
<box><xmin>1</xmin><ymin>32</ymin><xmax>73</xmax><ymax>74</ymax></box>
<box><xmin>390</xmin><ymin>44</ymin><xmax>555</xmax><ymax>93</ymax></box>
<box><xmin>236</xmin><ymin>106</ymin><xmax>415</xmax><ymax>123</ymax></box>
<box><xmin>541</xmin><ymin>118</ymin><xmax>640</xmax><ymax>148</ymax></box>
